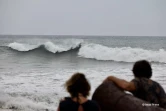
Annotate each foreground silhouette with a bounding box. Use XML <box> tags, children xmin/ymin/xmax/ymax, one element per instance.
<box><xmin>92</xmin><ymin>81</ymin><xmax>166</xmax><ymax>111</ymax></box>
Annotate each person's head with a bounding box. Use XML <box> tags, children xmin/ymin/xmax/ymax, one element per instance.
<box><xmin>65</xmin><ymin>72</ymin><xmax>91</xmax><ymax>98</ymax></box>
<box><xmin>132</xmin><ymin>60</ymin><xmax>152</xmax><ymax>79</ymax></box>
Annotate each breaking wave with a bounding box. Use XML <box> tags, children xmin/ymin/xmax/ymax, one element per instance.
<box><xmin>78</xmin><ymin>43</ymin><xmax>166</xmax><ymax>63</ymax></box>
<box><xmin>8</xmin><ymin>40</ymin><xmax>82</xmax><ymax>53</ymax></box>
<box><xmin>6</xmin><ymin>41</ymin><xmax>166</xmax><ymax>63</ymax></box>
<box><xmin>8</xmin><ymin>42</ymin><xmax>39</xmax><ymax>51</ymax></box>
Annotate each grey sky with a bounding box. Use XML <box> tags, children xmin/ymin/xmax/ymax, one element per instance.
<box><xmin>0</xmin><ymin>0</ymin><xmax>166</xmax><ymax>36</ymax></box>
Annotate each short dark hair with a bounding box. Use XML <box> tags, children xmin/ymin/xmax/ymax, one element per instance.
<box><xmin>132</xmin><ymin>60</ymin><xmax>152</xmax><ymax>78</ymax></box>
<box><xmin>65</xmin><ymin>73</ymin><xmax>91</xmax><ymax>98</ymax></box>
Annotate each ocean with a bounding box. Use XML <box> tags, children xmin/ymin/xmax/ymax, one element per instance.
<box><xmin>0</xmin><ymin>35</ymin><xmax>166</xmax><ymax>111</ymax></box>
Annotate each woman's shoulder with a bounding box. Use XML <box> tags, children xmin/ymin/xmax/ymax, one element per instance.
<box><xmin>59</xmin><ymin>97</ymin><xmax>73</xmax><ymax>104</ymax></box>
<box><xmin>82</xmin><ymin>100</ymin><xmax>100</xmax><ymax>109</ymax></box>
<box><xmin>86</xmin><ymin>100</ymin><xmax>98</xmax><ymax>104</ymax></box>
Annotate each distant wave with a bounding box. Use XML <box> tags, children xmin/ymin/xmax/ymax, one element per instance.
<box><xmin>7</xmin><ymin>41</ymin><xmax>166</xmax><ymax>63</ymax></box>
<box><xmin>8</xmin><ymin>40</ymin><xmax>82</xmax><ymax>53</ymax></box>
<box><xmin>78</xmin><ymin>43</ymin><xmax>166</xmax><ymax>63</ymax></box>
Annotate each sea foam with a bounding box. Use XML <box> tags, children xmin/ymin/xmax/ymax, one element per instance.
<box><xmin>78</xmin><ymin>43</ymin><xmax>166</xmax><ymax>63</ymax></box>
<box><xmin>8</xmin><ymin>42</ymin><xmax>39</xmax><ymax>51</ymax></box>
<box><xmin>8</xmin><ymin>39</ymin><xmax>83</xmax><ymax>53</ymax></box>
<box><xmin>0</xmin><ymin>93</ymin><xmax>56</xmax><ymax>111</ymax></box>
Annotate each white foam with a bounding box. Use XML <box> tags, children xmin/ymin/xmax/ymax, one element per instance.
<box><xmin>1</xmin><ymin>63</ymin><xmax>166</xmax><ymax>111</ymax></box>
<box><xmin>8</xmin><ymin>39</ymin><xmax>83</xmax><ymax>53</ymax></box>
<box><xmin>44</xmin><ymin>41</ymin><xmax>66</xmax><ymax>53</ymax></box>
<box><xmin>44</xmin><ymin>39</ymin><xmax>82</xmax><ymax>53</ymax></box>
<box><xmin>0</xmin><ymin>93</ymin><xmax>56</xmax><ymax>111</ymax></box>
<box><xmin>78</xmin><ymin>43</ymin><xmax>166</xmax><ymax>63</ymax></box>
<box><xmin>8</xmin><ymin>42</ymin><xmax>38</xmax><ymax>51</ymax></box>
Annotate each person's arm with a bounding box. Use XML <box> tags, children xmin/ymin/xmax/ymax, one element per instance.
<box><xmin>104</xmin><ymin>76</ymin><xmax>136</xmax><ymax>91</ymax></box>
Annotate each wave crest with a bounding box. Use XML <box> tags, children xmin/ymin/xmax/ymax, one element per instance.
<box><xmin>78</xmin><ymin>43</ymin><xmax>166</xmax><ymax>63</ymax></box>
<box><xmin>8</xmin><ymin>41</ymin><xmax>166</xmax><ymax>63</ymax></box>
<box><xmin>8</xmin><ymin>39</ymin><xmax>83</xmax><ymax>53</ymax></box>
<box><xmin>8</xmin><ymin>42</ymin><xmax>39</xmax><ymax>51</ymax></box>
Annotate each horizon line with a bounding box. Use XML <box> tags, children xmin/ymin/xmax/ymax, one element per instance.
<box><xmin>0</xmin><ymin>34</ymin><xmax>166</xmax><ymax>37</ymax></box>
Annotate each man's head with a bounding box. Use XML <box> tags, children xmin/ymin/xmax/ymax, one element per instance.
<box><xmin>132</xmin><ymin>60</ymin><xmax>152</xmax><ymax>78</ymax></box>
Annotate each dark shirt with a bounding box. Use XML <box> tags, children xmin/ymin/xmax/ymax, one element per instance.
<box><xmin>131</xmin><ymin>77</ymin><xmax>166</xmax><ymax>109</ymax></box>
<box><xmin>59</xmin><ymin>97</ymin><xmax>100</xmax><ymax>111</ymax></box>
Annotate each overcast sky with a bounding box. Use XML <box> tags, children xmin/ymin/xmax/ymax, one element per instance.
<box><xmin>0</xmin><ymin>0</ymin><xmax>166</xmax><ymax>36</ymax></box>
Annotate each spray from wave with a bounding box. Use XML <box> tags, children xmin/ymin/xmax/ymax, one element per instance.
<box><xmin>8</xmin><ymin>39</ymin><xmax>83</xmax><ymax>53</ymax></box>
<box><xmin>78</xmin><ymin>43</ymin><xmax>166</xmax><ymax>63</ymax></box>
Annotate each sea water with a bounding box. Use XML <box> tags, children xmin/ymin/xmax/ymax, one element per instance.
<box><xmin>0</xmin><ymin>35</ymin><xmax>166</xmax><ymax>111</ymax></box>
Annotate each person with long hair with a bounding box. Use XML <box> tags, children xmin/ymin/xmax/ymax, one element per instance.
<box><xmin>57</xmin><ymin>72</ymin><xmax>100</xmax><ymax>111</ymax></box>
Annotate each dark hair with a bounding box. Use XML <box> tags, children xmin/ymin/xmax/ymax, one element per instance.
<box><xmin>132</xmin><ymin>60</ymin><xmax>152</xmax><ymax>78</ymax></box>
<box><xmin>65</xmin><ymin>73</ymin><xmax>91</xmax><ymax>98</ymax></box>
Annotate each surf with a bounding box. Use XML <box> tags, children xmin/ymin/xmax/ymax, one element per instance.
<box><xmin>8</xmin><ymin>40</ymin><xmax>82</xmax><ymax>53</ymax></box>
<box><xmin>6</xmin><ymin>41</ymin><xmax>166</xmax><ymax>63</ymax></box>
<box><xmin>78</xmin><ymin>43</ymin><xmax>166</xmax><ymax>63</ymax></box>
